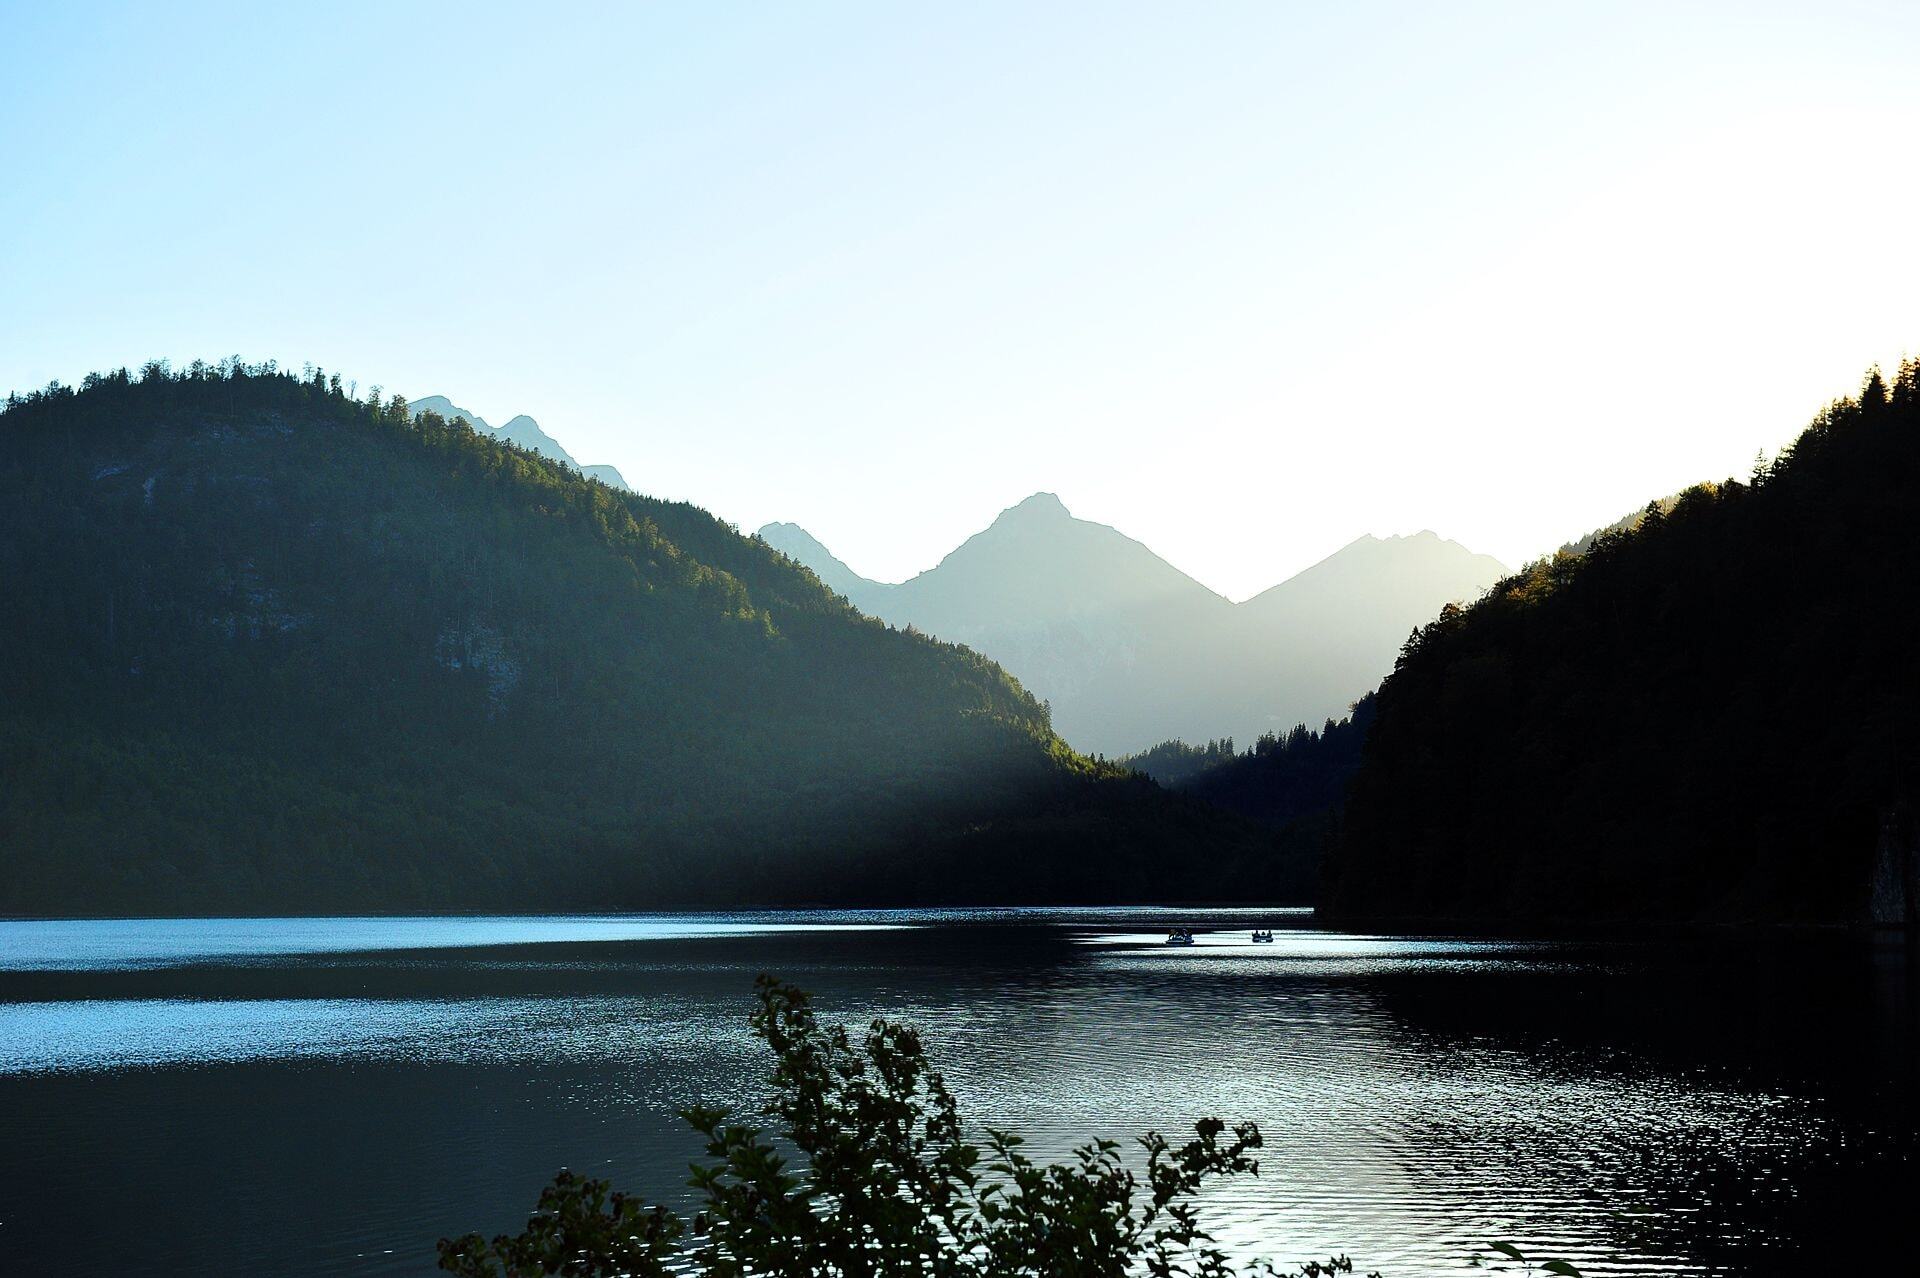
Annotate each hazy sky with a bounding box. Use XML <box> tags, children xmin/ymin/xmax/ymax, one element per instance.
<box><xmin>5</xmin><ymin>1</ymin><xmax>1917</xmax><ymax>598</ymax></box>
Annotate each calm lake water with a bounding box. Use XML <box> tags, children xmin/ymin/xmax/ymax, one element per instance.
<box><xmin>2</xmin><ymin>909</ymin><xmax>1916</xmax><ymax>1276</ymax></box>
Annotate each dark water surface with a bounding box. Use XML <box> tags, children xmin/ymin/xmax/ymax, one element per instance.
<box><xmin>2</xmin><ymin>910</ymin><xmax>1916</xmax><ymax>1276</ymax></box>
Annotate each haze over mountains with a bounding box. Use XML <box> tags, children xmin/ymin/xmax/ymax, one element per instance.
<box><xmin>408</xmin><ymin>395</ymin><xmax>631</xmax><ymax>491</ymax></box>
<box><xmin>761</xmin><ymin>494</ymin><xmax>1507</xmax><ymax>755</ymax></box>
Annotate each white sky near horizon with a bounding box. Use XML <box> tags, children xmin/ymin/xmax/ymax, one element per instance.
<box><xmin>3</xmin><ymin>1</ymin><xmax>1918</xmax><ymax>599</ymax></box>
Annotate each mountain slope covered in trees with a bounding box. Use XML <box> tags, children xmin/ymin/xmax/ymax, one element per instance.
<box><xmin>0</xmin><ymin>363</ymin><xmax>1287</xmax><ymax>915</ymax></box>
<box><xmin>1126</xmin><ymin>697</ymin><xmax>1373</xmax><ymax>830</ymax></box>
<box><xmin>1323</xmin><ymin>363</ymin><xmax>1920</xmax><ymax>925</ymax></box>
<box><xmin>1121</xmin><ymin>699</ymin><xmax>1375</xmax><ymax>897</ymax></box>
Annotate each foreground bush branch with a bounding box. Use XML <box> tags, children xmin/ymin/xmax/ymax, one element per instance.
<box><xmin>439</xmin><ymin>976</ymin><xmax>1374</xmax><ymax>1277</ymax></box>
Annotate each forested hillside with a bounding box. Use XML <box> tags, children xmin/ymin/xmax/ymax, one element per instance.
<box><xmin>0</xmin><ymin>361</ymin><xmax>1284</xmax><ymax>915</ymax></box>
<box><xmin>1123</xmin><ymin>699</ymin><xmax>1373</xmax><ymax>896</ymax></box>
<box><xmin>1323</xmin><ymin>363</ymin><xmax>1920</xmax><ymax>925</ymax></box>
<box><xmin>1143</xmin><ymin>699</ymin><xmax>1373</xmax><ymax>830</ymax></box>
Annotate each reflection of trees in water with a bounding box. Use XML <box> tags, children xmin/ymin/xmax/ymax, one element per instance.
<box><xmin>1361</xmin><ymin>938</ymin><xmax>1920</xmax><ymax>1274</ymax></box>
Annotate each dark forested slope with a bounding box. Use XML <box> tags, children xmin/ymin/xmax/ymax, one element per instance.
<box><xmin>0</xmin><ymin>363</ymin><xmax>1281</xmax><ymax>915</ymax></box>
<box><xmin>1152</xmin><ymin>698</ymin><xmax>1373</xmax><ymax>831</ymax></box>
<box><xmin>1122</xmin><ymin>699</ymin><xmax>1374</xmax><ymax>897</ymax></box>
<box><xmin>1323</xmin><ymin>363</ymin><xmax>1920</xmax><ymax>925</ymax></box>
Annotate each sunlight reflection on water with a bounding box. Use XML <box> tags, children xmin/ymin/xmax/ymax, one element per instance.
<box><xmin>0</xmin><ymin>912</ymin><xmax>909</xmax><ymax>970</ymax></box>
<box><xmin>0</xmin><ymin>910</ymin><xmax>1909</xmax><ymax>1277</ymax></box>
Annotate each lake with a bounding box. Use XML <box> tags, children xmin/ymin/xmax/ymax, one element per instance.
<box><xmin>1</xmin><ymin>909</ymin><xmax>1915</xmax><ymax>1276</ymax></box>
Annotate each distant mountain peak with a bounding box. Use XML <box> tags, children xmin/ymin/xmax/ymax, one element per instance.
<box><xmin>757</xmin><ymin>522</ymin><xmax>879</xmax><ymax>603</ymax></box>
<box><xmin>759</xmin><ymin>493</ymin><xmax>1508</xmax><ymax>754</ymax></box>
<box><xmin>758</xmin><ymin>521</ymin><xmax>834</xmax><ymax>559</ymax></box>
<box><xmin>408</xmin><ymin>395</ymin><xmax>630</xmax><ymax>491</ymax></box>
<box><xmin>582</xmin><ymin>464</ymin><xmax>630</xmax><ymax>490</ymax></box>
<box><xmin>409</xmin><ymin>395</ymin><xmax>491</xmax><ymax>434</ymax></box>
<box><xmin>997</xmin><ymin>491</ymin><xmax>1071</xmax><ymax>523</ymax></box>
<box><xmin>1342</xmin><ymin>529</ymin><xmax>1471</xmax><ymax>555</ymax></box>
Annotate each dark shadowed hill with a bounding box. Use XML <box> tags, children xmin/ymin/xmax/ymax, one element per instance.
<box><xmin>1121</xmin><ymin>697</ymin><xmax>1377</xmax><ymax>899</ymax></box>
<box><xmin>1322</xmin><ymin>362</ymin><xmax>1920</xmax><ymax>926</ymax></box>
<box><xmin>760</xmin><ymin>498</ymin><xmax>1504</xmax><ymax>755</ymax></box>
<box><xmin>408</xmin><ymin>394</ymin><xmax>630</xmax><ymax>491</ymax></box>
<box><xmin>0</xmin><ymin>363</ymin><xmax>1291</xmax><ymax>915</ymax></box>
<box><xmin>1125</xmin><ymin>697</ymin><xmax>1374</xmax><ymax>829</ymax></box>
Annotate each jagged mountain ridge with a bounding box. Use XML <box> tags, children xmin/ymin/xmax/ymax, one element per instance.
<box><xmin>408</xmin><ymin>394</ymin><xmax>630</xmax><ymax>491</ymax></box>
<box><xmin>758</xmin><ymin>496</ymin><xmax>1507</xmax><ymax>754</ymax></box>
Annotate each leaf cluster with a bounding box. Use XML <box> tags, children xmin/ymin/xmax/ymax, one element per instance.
<box><xmin>440</xmin><ymin>978</ymin><xmax>1357</xmax><ymax>1278</ymax></box>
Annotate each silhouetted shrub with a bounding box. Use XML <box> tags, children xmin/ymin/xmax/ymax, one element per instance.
<box><xmin>439</xmin><ymin>977</ymin><xmax>1374</xmax><ymax>1277</ymax></box>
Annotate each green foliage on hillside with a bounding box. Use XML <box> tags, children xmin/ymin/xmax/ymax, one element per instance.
<box><xmin>0</xmin><ymin>360</ymin><xmax>1272</xmax><ymax>914</ymax></box>
<box><xmin>1324</xmin><ymin>363</ymin><xmax>1920</xmax><ymax>925</ymax></box>
<box><xmin>1122</xmin><ymin>738</ymin><xmax>1244</xmax><ymax>790</ymax></box>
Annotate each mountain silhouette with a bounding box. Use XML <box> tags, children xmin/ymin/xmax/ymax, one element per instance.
<box><xmin>759</xmin><ymin>496</ymin><xmax>1506</xmax><ymax>754</ymax></box>
<box><xmin>0</xmin><ymin>366</ymin><xmax>1285</xmax><ymax>915</ymax></box>
<box><xmin>581</xmin><ymin>464</ymin><xmax>630</xmax><ymax>489</ymax></box>
<box><xmin>759</xmin><ymin>522</ymin><xmax>876</xmax><ymax>603</ymax></box>
<box><xmin>408</xmin><ymin>394</ymin><xmax>630</xmax><ymax>491</ymax></box>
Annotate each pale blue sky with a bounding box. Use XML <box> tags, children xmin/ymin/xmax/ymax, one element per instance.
<box><xmin>5</xmin><ymin>1</ymin><xmax>1917</xmax><ymax>596</ymax></box>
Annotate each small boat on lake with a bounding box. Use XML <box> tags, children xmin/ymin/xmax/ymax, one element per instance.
<box><xmin>1165</xmin><ymin>928</ymin><xmax>1196</xmax><ymax>946</ymax></box>
<box><xmin>1250</xmin><ymin>929</ymin><xmax>1275</xmax><ymax>943</ymax></box>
